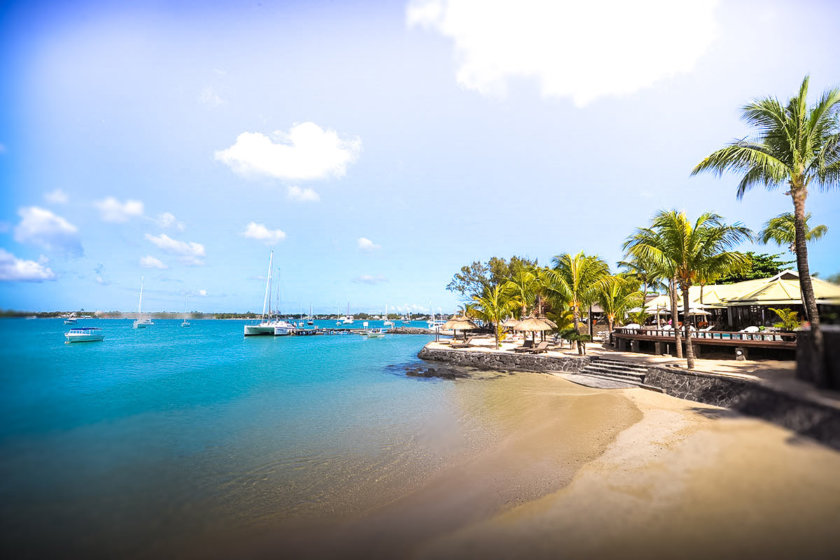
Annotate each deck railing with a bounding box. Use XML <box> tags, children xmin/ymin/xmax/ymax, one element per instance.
<box><xmin>613</xmin><ymin>327</ymin><xmax>797</xmax><ymax>343</ymax></box>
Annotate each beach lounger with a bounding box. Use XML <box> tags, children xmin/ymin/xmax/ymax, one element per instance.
<box><xmin>513</xmin><ymin>340</ymin><xmax>535</xmax><ymax>353</ymax></box>
<box><xmin>516</xmin><ymin>341</ymin><xmax>550</xmax><ymax>354</ymax></box>
<box><xmin>449</xmin><ymin>337</ymin><xmax>476</xmax><ymax>349</ymax></box>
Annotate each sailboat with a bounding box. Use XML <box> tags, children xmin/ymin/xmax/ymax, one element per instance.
<box><xmin>133</xmin><ymin>277</ymin><xmax>153</xmax><ymax>329</ymax></box>
<box><xmin>181</xmin><ymin>295</ymin><xmax>190</xmax><ymax>327</ymax></box>
<box><xmin>244</xmin><ymin>251</ymin><xmax>295</xmax><ymax>336</ymax></box>
<box><xmin>307</xmin><ymin>304</ymin><xmax>314</xmax><ymax>326</ymax></box>
<box><xmin>244</xmin><ymin>252</ymin><xmax>277</xmax><ymax>336</ymax></box>
<box><xmin>341</xmin><ymin>303</ymin><xmax>354</xmax><ymax>324</ymax></box>
<box><xmin>383</xmin><ymin>304</ymin><xmax>394</xmax><ymax>327</ymax></box>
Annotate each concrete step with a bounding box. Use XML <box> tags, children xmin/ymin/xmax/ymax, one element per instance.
<box><xmin>581</xmin><ymin>372</ymin><xmax>644</xmax><ymax>385</ymax></box>
<box><xmin>579</xmin><ymin>370</ymin><xmax>645</xmax><ymax>385</ymax></box>
<box><xmin>581</xmin><ymin>363</ymin><xmax>646</xmax><ymax>379</ymax></box>
<box><xmin>585</xmin><ymin>362</ymin><xmax>648</xmax><ymax>376</ymax></box>
<box><xmin>591</xmin><ymin>358</ymin><xmax>650</xmax><ymax>372</ymax></box>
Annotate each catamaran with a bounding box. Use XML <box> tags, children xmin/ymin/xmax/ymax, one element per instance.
<box><xmin>244</xmin><ymin>252</ymin><xmax>296</xmax><ymax>336</ymax></box>
<box><xmin>133</xmin><ymin>277</ymin><xmax>153</xmax><ymax>329</ymax></box>
<box><xmin>245</xmin><ymin>251</ymin><xmax>278</xmax><ymax>336</ymax></box>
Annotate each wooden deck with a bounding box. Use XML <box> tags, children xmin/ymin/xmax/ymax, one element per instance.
<box><xmin>612</xmin><ymin>327</ymin><xmax>797</xmax><ymax>359</ymax></box>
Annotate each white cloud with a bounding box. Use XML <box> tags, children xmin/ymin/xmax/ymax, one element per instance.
<box><xmin>242</xmin><ymin>222</ymin><xmax>286</xmax><ymax>245</ymax></box>
<box><xmin>0</xmin><ymin>249</ymin><xmax>56</xmax><ymax>282</ymax></box>
<box><xmin>156</xmin><ymin>212</ymin><xmax>185</xmax><ymax>231</ymax></box>
<box><xmin>407</xmin><ymin>0</ymin><xmax>719</xmax><ymax>106</ymax></box>
<box><xmin>14</xmin><ymin>206</ymin><xmax>82</xmax><ymax>256</ymax></box>
<box><xmin>44</xmin><ymin>189</ymin><xmax>68</xmax><ymax>204</ymax></box>
<box><xmin>354</xmin><ymin>274</ymin><xmax>387</xmax><ymax>284</ymax></box>
<box><xmin>140</xmin><ymin>255</ymin><xmax>168</xmax><ymax>269</ymax></box>
<box><xmin>198</xmin><ymin>289</ymin><xmax>208</xmax><ymax>296</ymax></box>
<box><xmin>95</xmin><ymin>197</ymin><xmax>144</xmax><ymax>222</ymax></box>
<box><xmin>357</xmin><ymin>237</ymin><xmax>381</xmax><ymax>251</ymax></box>
<box><xmin>145</xmin><ymin>233</ymin><xmax>205</xmax><ymax>265</ymax></box>
<box><xmin>215</xmin><ymin>122</ymin><xmax>361</xmax><ymax>181</ymax></box>
<box><xmin>199</xmin><ymin>86</ymin><xmax>225</xmax><ymax>107</ymax></box>
<box><xmin>286</xmin><ymin>185</ymin><xmax>320</xmax><ymax>202</ymax></box>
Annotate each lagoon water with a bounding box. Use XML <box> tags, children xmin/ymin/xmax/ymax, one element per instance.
<box><xmin>0</xmin><ymin>318</ymin><xmax>459</xmax><ymax>557</ymax></box>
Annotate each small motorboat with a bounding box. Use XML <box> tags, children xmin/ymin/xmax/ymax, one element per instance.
<box><xmin>65</xmin><ymin>327</ymin><xmax>104</xmax><ymax>343</ymax></box>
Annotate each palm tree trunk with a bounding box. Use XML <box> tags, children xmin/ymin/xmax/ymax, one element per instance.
<box><xmin>792</xmin><ymin>189</ymin><xmax>826</xmax><ymax>387</ymax></box>
<box><xmin>572</xmin><ymin>301</ymin><xmax>580</xmax><ymax>352</ymax></box>
<box><xmin>682</xmin><ymin>284</ymin><xmax>695</xmax><ymax>370</ymax></box>
<box><xmin>670</xmin><ymin>278</ymin><xmax>683</xmax><ymax>358</ymax></box>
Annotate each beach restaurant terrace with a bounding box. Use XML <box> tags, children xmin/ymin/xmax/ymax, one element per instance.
<box><xmin>613</xmin><ymin>271</ymin><xmax>840</xmax><ymax>360</ymax></box>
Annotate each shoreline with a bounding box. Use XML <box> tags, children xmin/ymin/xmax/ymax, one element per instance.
<box><xmin>419</xmin><ymin>341</ymin><xmax>840</xmax><ymax>450</ymax></box>
<box><xmin>217</xmin><ymin>370</ymin><xmax>840</xmax><ymax>559</ymax></box>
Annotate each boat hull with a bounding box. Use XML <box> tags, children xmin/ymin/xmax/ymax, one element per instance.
<box><xmin>244</xmin><ymin>324</ymin><xmax>275</xmax><ymax>336</ymax></box>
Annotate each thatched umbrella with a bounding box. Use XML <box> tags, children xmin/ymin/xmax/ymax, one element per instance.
<box><xmin>442</xmin><ymin>315</ymin><xmax>477</xmax><ymax>341</ymax></box>
<box><xmin>513</xmin><ymin>315</ymin><xmax>555</xmax><ymax>344</ymax></box>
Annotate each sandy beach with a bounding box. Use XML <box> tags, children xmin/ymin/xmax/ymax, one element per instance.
<box><xmin>204</xmin><ymin>371</ymin><xmax>840</xmax><ymax>560</ymax></box>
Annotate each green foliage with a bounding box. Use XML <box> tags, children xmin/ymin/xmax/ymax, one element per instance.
<box><xmin>715</xmin><ymin>252</ymin><xmax>793</xmax><ymax>283</ymax></box>
<box><xmin>597</xmin><ymin>275</ymin><xmax>644</xmax><ymax>329</ymax></box>
<box><xmin>472</xmin><ymin>283</ymin><xmax>518</xmax><ymax>348</ymax></box>
<box><xmin>446</xmin><ymin>256</ymin><xmax>538</xmax><ymax>298</ymax></box>
<box><xmin>827</xmin><ymin>272</ymin><xmax>840</xmax><ymax>285</ymax></box>
<box><xmin>769</xmin><ymin>307</ymin><xmax>801</xmax><ymax>331</ymax></box>
<box><xmin>759</xmin><ymin>212</ymin><xmax>828</xmax><ymax>253</ymax></box>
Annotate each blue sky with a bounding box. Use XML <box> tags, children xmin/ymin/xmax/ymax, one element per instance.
<box><xmin>1</xmin><ymin>0</ymin><xmax>839</xmax><ymax>314</ymax></box>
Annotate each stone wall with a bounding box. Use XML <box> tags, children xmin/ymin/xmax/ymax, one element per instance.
<box><xmin>646</xmin><ymin>366</ymin><xmax>840</xmax><ymax>450</ymax></box>
<box><xmin>417</xmin><ymin>346</ymin><xmax>589</xmax><ymax>373</ymax></box>
<box><xmin>796</xmin><ymin>325</ymin><xmax>840</xmax><ymax>390</ymax></box>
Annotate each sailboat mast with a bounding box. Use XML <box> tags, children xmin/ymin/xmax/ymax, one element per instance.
<box><xmin>138</xmin><ymin>277</ymin><xmax>144</xmax><ymax>315</ymax></box>
<box><xmin>262</xmin><ymin>251</ymin><xmax>273</xmax><ymax>320</ymax></box>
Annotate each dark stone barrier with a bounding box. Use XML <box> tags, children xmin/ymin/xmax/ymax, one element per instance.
<box><xmin>417</xmin><ymin>346</ymin><xmax>589</xmax><ymax>373</ymax></box>
<box><xmin>646</xmin><ymin>366</ymin><xmax>840</xmax><ymax>450</ymax></box>
<box><xmin>796</xmin><ymin>326</ymin><xmax>840</xmax><ymax>390</ymax></box>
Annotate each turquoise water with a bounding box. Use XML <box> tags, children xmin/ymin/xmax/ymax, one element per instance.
<box><xmin>0</xmin><ymin>319</ymin><xmax>447</xmax><ymax>557</ymax></box>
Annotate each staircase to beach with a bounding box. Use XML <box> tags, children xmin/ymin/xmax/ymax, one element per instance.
<box><xmin>575</xmin><ymin>357</ymin><xmax>651</xmax><ymax>388</ymax></box>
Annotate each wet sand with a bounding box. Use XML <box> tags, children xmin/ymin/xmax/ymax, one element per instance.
<box><xmin>218</xmin><ymin>373</ymin><xmax>840</xmax><ymax>560</ymax></box>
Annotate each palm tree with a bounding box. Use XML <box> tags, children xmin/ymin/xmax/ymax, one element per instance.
<box><xmin>619</xmin><ymin>254</ymin><xmax>667</xmax><ymax>314</ymax></box>
<box><xmin>625</xmin><ymin>211</ymin><xmax>751</xmax><ymax>369</ymax></box>
<box><xmin>598</xmin><ymin>275</ymin><xmax>644</xmax><ymax>333</ymax></box>
<box><xmin>624</xmin><ymin>230</ymin><xmax>684</xmax><ymax>358</ymax></box>
<box><xmin>545</xmin><ymin>252</ymin><xmax>610</xmax><ymax>347</ymax></box>
<box><xmin>759</xmin><ymin>212</ymin><xmax>828</xmax><ymax>254</ymax></box>
<box><xmin>692</xmin><ymin>76</ymin><xmax>840</xmax><ymax>386</ymax></box>
<box><xmin>472</xmin><ymin>283</ymin><xmax>517</xmax><ymax>348</ymax></box>
<box><xmin>503</xmin><ymin>266</ymin><xmax>537</xmax><ymax>319</ymax></box>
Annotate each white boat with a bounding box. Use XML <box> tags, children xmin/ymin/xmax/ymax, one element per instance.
<box><xmin>245</xmin><ymin>251</ymin><xmax>278</xmax><ymax>336</ymax></box>
<box><xmin>133</xmin><ymin>277</ymin><xmax>153</xmax><ymax>329</ymax></box>
<box><xmin>64</xmin><ymin>314</ymin><xmax>77</xmax><ymax>325</ymax></box>
<box><xmin>364</xmin><ymin>328</ymin><xmax>386</xmax><ymax>339</ymax></box>
<box><xmin>307</xmin><ymin>305</ymin><xmax>314</xmax><ymax>325</ymax></box>
<box><xmin>65</xmin><ymin>327</ymin><xmax>104</xmax><ymax>343</ymax></box>
<box><xmin>273</xmin><ymin>320</ymin><xmax>296</xmax><ymax>336</ymax></box>
<box><xmin>383</xmin><ymin>305</ymin><xmax>394</xmax><ymax>327</ymax></box>
<box><xmin>181</xmin><ymin>296</ymin><xmax>190</xmax><ymax>328</ymax></box>
<box><xmin>244</xmin><ymin>252</ymin><xmax>294</xmax><ymax>336</ymax></box>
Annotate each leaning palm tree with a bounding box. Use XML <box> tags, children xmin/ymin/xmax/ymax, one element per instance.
<box><xmin>692</xmin><ymin>76</ymin><xmax>840</xmax><ymax>386</ymax></box>
<box><xmin>625</xmin><ymin>211</ymin><xmax>752</xmax><ymax>369</ymax></box>
<box><xmin>472</xmin><ymin>283</ymin><xmax>517</xmax><ymax>348</ymax></box>
<box><xmin>545</xmin><ymin>252</ymin><xmax>610</xmax><ymax>347</ymax></box>
<box><xmin>598</xmin><ymin>275</ymin><xmax>644</xmax><ymax>333</ymax></box>
<box><xmin>759</xmin><ymin>212</ymin><xmax>828</xmax><ymax>254</ymax></box>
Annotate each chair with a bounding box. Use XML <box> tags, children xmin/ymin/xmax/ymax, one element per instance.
<box><xmin>513</xmin><ymin>339</ymin><xmax>536</xmax><ymax>353</ymax></box>
<box><xmin>529</xmin><ymin>341</ymin><xmax>550</xmax><ymax>354</ymax></box>
<box><xmin>450</xmin><ymin>337</ymin><xmax>475</xmax><ymax>349</ymax></box>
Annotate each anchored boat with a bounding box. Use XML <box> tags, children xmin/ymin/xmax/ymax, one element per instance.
<box><xmin>65</xmin><ymin>327</ymin><xmax>104</xmax><ymax>343</ymax></box>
